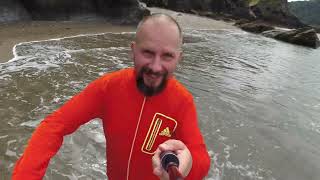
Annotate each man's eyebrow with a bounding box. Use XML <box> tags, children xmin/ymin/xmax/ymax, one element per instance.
<box><xmin>142</xmin><ymin>49</ymin><xmax>154</xmax><ymax>53</ymax></box>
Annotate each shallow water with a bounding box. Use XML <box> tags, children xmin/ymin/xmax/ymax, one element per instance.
<box><xmin>1</xmin><ymin>29</ymin><xmax>320</xmax><ymax>180</ymax></box>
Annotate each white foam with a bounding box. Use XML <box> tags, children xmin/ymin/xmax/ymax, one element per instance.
<box><xmin>91</xmin><ymin>164</ymin><xmax>106</xmax><ymax>176</ymax></box>
<box><xmin>15</xmin><ymin>31</ymin><xmax>134</xmax><ymax>44</ymax></box>
<box><xmin>52</xmin><ymin>97</ymin><xmax>61</xmax><ymax>103</ymax></box>
<box><xmin>2</xmin><ymin>31</ymin><xmax>135</xmax><ymax>65</ymax></box>
<box><xmin>5</xmin><ymin>149</ymin><xmax>17</xmax><ymax>157</ymax></box>
<box><xmin>92</xmin><ymin>133</ymin><xmax>105</xmax><ymax>144</ymax></box>
<box><xmin>49</xmin><ymin>169</ymin><xmax>84</xmax><ymax>180</ymax></box>
<box><xmin>7</xmin><ymin>44</ymin><xmax>31</xmax><ymax>63</ymax></box>
<box><xmin>0</xmin><ymin>135</ymin><xmax>8</xmax><ymax>139</ymax></box>
<box><xmin>64</xmin><ymin>49</ymin><xmax>87</xmax><ymax>53</ymax></box>
<box><xmin>5</xmin><ymin>139</ymin><xmax>18</xmax><ymax>157</ymax></box>
<box><xmin>310</xmin><ymin>122</ymin><xmax>320</xmax><ymax>134</ymax></box>
<box><xmin>0</xmin><ymin>74</ymin><xmax>11</xmax><ymax>80</ymax></box>
<box><xmin>185</xmin><ymin>28</ymin><xmax>237</xmax><ymax>31</ymax></box>
<box><xmin>20</xmin><ymin>119</ymin><xmax>42</xmax><ymax>127</ymax></box>
<box><xmin>225</xmin><ymin>161</ymin><xmax>264</xmax><ymax>179</ymax></box>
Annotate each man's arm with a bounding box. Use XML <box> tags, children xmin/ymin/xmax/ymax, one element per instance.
<box><xmin>152</xmin><ymin>97</ymin><xmax>210</xmax><ymax>180</ymax></box>
<box><xmin>12</xmin><ymin>77</ymin><xmax>106</xmax><ymax>179</ymax></box>
<box><xmin>175</xmin><ymin>97</ymin><xmax>211</xmax><ymax>179</ymax></box>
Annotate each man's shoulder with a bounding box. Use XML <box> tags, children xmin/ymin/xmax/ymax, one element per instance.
<box><xmin>89</xmin><ymin>68</ymin><xmax>134</xmax><ymax>91</ymax></box>
<box><xmin>168</xmin><ymin>78</ymin><xmax>193</xmax><ymax>101</ymax></box>
<box><xmin>98</xmin><ymin>68</ymin><xmax>134</xmax><ymax>82</ymax></box>
<box><xmin>101</xmin><ymin>68</ymin><xmax>133</xmax><ymax>78</ymax></box>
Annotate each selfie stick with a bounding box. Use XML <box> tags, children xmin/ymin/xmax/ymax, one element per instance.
<box><xmin>160</xmin><ymin>151</ymin><xmax>184</xmax><ymax>180</ymax></box>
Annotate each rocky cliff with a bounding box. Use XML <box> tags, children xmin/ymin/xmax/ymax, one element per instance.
<box><xmin>0</xmin><ymin>0</ymin><xmax>31</xmax><ymax>22</ymax></box>
<box><xmin>141</xmin><ymin>0</ymin><xmax>304</xmax><ymax>27</ymax></box>
<box><xmin>251</xmin><ymin>0</ymin><xmax>303</xmax><ymax>27</ymax></box>
<box><xmin>289</xmin><ymin>0</ymin><xmax>320</xmax><ymax>26</ymax></box>
<box><xmin>0</xmin><ymin>0</ymin><xmax>150</xmax><ymax>24</ymax></box>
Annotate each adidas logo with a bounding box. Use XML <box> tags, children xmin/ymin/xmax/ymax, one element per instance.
<box><xmin>159</xmin><ymin>127</ymin><xmax>171</xmax><ymax>137</ymax></box>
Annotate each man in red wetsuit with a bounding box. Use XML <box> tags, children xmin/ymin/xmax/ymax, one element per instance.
<box><xmin>12</xmin><ymin>13</ymin><xmax>210</xmax><ymax>180</ymax></box>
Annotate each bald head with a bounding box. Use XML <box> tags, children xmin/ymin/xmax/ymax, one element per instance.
<box><xmin>135</xmin><ymin>13</ymin><xmax>183</xmax><ymax>48</ymax></box>
<box><xmin>130</xmin><ymin>14</ymin><xmax>183</xmax><ymax>96</ymax></box>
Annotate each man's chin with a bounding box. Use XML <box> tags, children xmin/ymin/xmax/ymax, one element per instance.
<box><xmin>136</xmin><ymin>68</ymin><xmax>169</xmax><ymax>96</ymax></box>
<box><xmin>143</xmin><ymin>78</ymin><xmax>162</xmax><ymax>89</ymax></box>
<box><xmin>137</xmin><ymin>76</ymin><xmax>167</xmax><ymax>97</ymax></box>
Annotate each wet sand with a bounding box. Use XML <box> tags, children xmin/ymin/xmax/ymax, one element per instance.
<box><xmin>0</xmin><ymin>21</ymin><xmax>135</xmax><ymax>63</ymax></box>
<box><xmin>0</xmin><ymin>7</ymin><xmax>235</xmax><ymax>63</ymax></box>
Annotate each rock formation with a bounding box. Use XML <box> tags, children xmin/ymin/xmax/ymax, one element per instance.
<box><xmin>273</xmin><ymin>27</ymin><xmax>320</xmax><ymax>48</ymax></box>
<box><xmin>237</xmin><ymin>21</ymin><xmax>274</xmax><ymax>33</ymax></box>
<box><xmin>251</xmin><ymin>0</ymin><xmax>303</xmax><ymax>28</ymax></box>
<box><xmin>141</xmin><ymin>0</ymin><xmax>304</xmax><ymax>28</ymax></box>
<box><xmin>289</xmin><ymin>0</ymin><xmax>320</xmax><ymax>26</ymax></box>
<box><xmin>0</xmin><ymin>0</ymin><xmax>150</xmax><ymax>24</ymax></box>
<box><xmin>0</xmin><ymin>0</ymin><xmax>30</xmax><ymax>23</ymax></box>
<box><xmin>238</xmin><ymin>21</ymin><xmax>320</xmax><ymax>48</ymax></box>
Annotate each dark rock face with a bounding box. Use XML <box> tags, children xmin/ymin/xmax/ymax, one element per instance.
<box><xmin>0</xmin><ymin>0</ymin><xmax>30</xmax><ymax>23</ymax></box>
<box><xmin>289</xmin><ymin>0</ymin><xmax>320</xmax><ymax>26</ymax></box>
<box><xmin>141</xmin><ymin>0</ymin><xmax>168</xmax><ymax>8</ymax></box>
<box><xmin>141</xmin><ymin>0</ymin><xmax>304</xmax><ymax>28</ymax></box>
<box><xmin>274</xmin><ymin>27</ymin><xmax>320</xmax><ymax>48</ymax></box>
<box><xmin>236</xmin><ymin>20</ymin><xmax>319</xmax><ymax>48</ymax></box>
<box><xmin>0</xmin><ymin>0</ymin><xmax>149</xmax><ymax>24</ymax></box>
<box><xmin>168</xmin><ymin>0</ymin><xmax>192</xmax><ymax>12</ymax></box>
<box><xmin>21</xmin><ymin>0</ymin><xmax>98</xmax><ymax>21</ymax></box>
<box><xmin>252</xmin><ymin>0</ymin><xmax>304</xmax><ymax>28</ymax></box>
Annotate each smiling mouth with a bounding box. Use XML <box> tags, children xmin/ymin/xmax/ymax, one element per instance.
<box><xmin>146</xmin><ymin>73</ymin><xmax>161</xmax><ymax>79</ymax></box>
<box><xmin>136</xmin><ymin>68</ymin><xmax>168</xmax><ymax>96</ymax></box>
<box><xmin>144</xmin><ymin>73</ymin><xmax>162</xmax><ymax>85</ymax></box>
<box><xmin>139</xmin><ymin>66</ymin><xmax>168</xmax><ymax>88</ymax></box>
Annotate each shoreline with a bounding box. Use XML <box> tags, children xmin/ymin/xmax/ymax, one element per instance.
<box><xmin>0</xmin><ymin>21</ymin><xmax>135</xmax><ymax>63</ymax></box>
<box><xmin>0</xmin><ymin>7</ymin><xmax>236</xmax><ymax>63</ymax></box>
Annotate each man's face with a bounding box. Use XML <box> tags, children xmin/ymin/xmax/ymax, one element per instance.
<box><xmin>131</xmin><ymin>20</ymin><xmax>182</xmax><ymax>96</ymax></box>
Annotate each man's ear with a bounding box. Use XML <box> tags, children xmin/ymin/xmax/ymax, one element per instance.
<box><xmin>178</xmin><ymin>50</ymin><xmax>183</xmax><ymax>62</ymax></box>
<box><xmin>131</xmin><ymin>41</ymin><xmax>135</xmax><ymax>50</ymax></box>
<box><xmin>130</xmin><ymin>41</ymin><xmax>136</xmax><ymax>60</ymax></box>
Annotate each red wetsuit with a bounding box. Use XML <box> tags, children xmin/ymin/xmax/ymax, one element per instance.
<box><xmin>12</xmin><ymin>68</ymin><xmax>210</xmax><ymax>179</ymax></box>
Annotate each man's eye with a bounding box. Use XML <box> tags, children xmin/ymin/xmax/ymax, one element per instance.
<box><xmin>142</xmin><ymin>50</ymin><xmax>154</xmax><ymax>57</ymax></box>
<box><xmin>163</xmin><ymin>53</ymin><xmax>174</xmax><ymax>60</ymax></box>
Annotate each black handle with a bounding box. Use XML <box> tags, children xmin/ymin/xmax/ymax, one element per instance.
<box><xmin>160</xmin><ymin>151</ymin><xmax>184</xmax><ymax>180</ymax></box>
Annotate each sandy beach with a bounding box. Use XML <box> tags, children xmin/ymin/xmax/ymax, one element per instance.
<box><xmin>0</xmin><ymin>21</ymin><xmax>135</xmax><ymax>63</ymax></box>
<box><xmin>0</xmin><ymin>7</ymin><xmax>235</xmax><ymax>63</ymax></box>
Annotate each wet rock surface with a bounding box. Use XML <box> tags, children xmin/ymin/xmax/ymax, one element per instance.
<box><xmin>237</xmin><ymin>21</ymin><xmax>275</xmax><ymax>33</ymax></box>
<box><xmin>273</xmin><ymin>27</ymin><xmax>320</xmax><ymax>48</ymax></box>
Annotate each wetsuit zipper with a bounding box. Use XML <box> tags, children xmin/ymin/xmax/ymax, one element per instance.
<box><xmin>126</xmin><ymin>96</ymin><xmax>146</xmax><ymax>180</ymax></box>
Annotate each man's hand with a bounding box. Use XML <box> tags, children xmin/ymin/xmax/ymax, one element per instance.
<box><xmin>152</xmin><ymin>139</ymin><xmax>192</xmax><ymax>180</ymax></box>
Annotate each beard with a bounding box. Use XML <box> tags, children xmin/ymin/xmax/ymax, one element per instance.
<box><xmin>136</xmin><ymin>66</ymin><xmax>168</xmax><ymax>97</ymax></box>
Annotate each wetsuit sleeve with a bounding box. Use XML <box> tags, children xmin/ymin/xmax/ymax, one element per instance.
<box><xmin>175</xmin><ymin>98</ymin><xmax>210</xmax><ymax>179</ymax></box>
<box><xmin>12</xmin><ymin>77</ymin><xmax>106</xmax><ymax>180</ymax></box>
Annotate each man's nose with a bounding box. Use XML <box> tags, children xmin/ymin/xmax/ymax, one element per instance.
<box><xmin>149</xmin><ymin>55</ymin><xmax>162</xmax><ymax>73</ymax></box>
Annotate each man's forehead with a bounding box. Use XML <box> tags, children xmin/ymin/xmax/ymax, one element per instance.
<box><xmin>137</xmin><ymin>40</ymin><xmax>179</xmax><ymax>53</ymax></box>
<box><xmin>135</xmin><ymin>16</ymin><xmax>181</xmax><ymax>43</ymax></box>
<box><xmin>136</xmin><ymin>29</ymin><xmax>181</xmax><ymax>52</ymax></box>
<box><xmin>139</xmin><ymin>22</ymin><xmax>178</xmax><ymax>38</ymax></box>
<box><xmin>137</xmin><ymin>15</ymin><xmax>180</xmax><ymax>32</ymax></box>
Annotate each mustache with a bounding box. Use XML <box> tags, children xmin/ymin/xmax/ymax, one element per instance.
<box><xmin>141</xmin><ymin>67</ymin><xmax>165</xmax><ymax>77</ymax></box>
<box><xmin>136</xmin><ymin>66</ymin><xmax>169</xmax><ymax>96</ymax></box>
